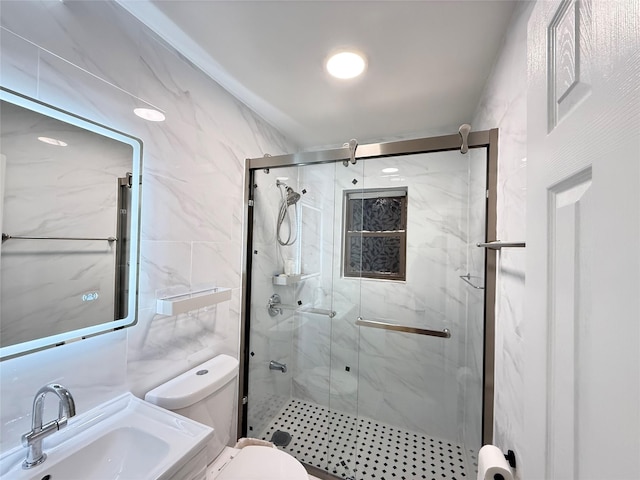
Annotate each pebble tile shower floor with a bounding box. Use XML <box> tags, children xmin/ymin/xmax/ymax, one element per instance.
<box><xmin>258</xmin><ymin>399</ymin><xmax>477</xmax><ymax>480</ymax></box>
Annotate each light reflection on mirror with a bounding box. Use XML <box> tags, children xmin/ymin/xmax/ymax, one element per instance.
<box><xmin>0</xmin><ymin>88</ymin><xmax>142</xmax><ymax>360</ymax></box>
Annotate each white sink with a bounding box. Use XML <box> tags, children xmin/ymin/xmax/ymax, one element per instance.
<box><xmin>0</xmin><ymin>393</ymin><xmax>213</xmax><ymax>480</ymax></box>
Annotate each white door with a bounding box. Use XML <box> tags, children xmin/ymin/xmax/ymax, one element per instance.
<box><xmin>525</xmin><ymin>0</ymin><xmax>639</xmax><ymax>479</ymax></box>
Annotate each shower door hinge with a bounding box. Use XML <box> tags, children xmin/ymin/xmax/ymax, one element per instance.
<box><xmin>248</xmin><ymin>200</ymin><xmax>254</xmax><ymax>207</ymax></box>
<box><xmin>242</xmin><ymin>396</ymin><xmax>248</xmax><ymax>405</ymax></box>
<box><xmin>486</xmin><ymin>189</ymin><xmax>490</xmax><ymax>199</ymax></box>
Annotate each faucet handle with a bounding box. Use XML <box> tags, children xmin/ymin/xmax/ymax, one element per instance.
<box><xmin>22</xmin><ymin>419</ymin><xmax>59</xmax><ymax>445</ymax></box>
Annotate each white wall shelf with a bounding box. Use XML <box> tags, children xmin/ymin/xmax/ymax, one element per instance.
<box><xmin>156</xmin><ymin>287</ymin><xmax>231</xmax><ymax>315</ymax></box>
<box><xmin>272</xmin><ymin>274</ymin><xmax>302</xmax><ymax>286</ymax></box>
<box><xmin>272</xmin><ymin>273</ymin><xmax>319</xmax><ymax>286</ymax></box>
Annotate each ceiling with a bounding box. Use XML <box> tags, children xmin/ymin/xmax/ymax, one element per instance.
<box><xmin>118</xmin><ymin>1</ymin><xmax>519</xmax><ymax>149</ymax></box>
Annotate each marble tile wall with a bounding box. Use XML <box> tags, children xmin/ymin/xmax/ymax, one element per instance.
<box><xmin>0</xmin><ymin>0</ymin><xmax>294</xmax><ymax>454</ymax></box>
<box><xmin>471</xmin><ymin>3</ymin><xmax>533</xmax><ymax>478</ymax></box>
<box><xmin>247</xmin><ymin>151</ymin><xmax>488</xmax><ymax>445</ymax></box>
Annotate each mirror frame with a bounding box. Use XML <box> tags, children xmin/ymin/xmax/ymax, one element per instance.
<box><xmin>0</xmin><ymin>87</ymin><xmax>142</xmax><ymax>360</ymax></box>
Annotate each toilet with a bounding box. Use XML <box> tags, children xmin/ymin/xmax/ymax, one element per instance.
<box><xmin>145</xmin><ymin>354</ymin><xmax>308</xmax><ymax>480</ymax></box>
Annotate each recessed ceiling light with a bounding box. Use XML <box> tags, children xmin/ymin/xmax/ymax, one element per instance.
<box><xmin>133</xmin><ymin>107</ymin><xmax>166</xmax><ymax>122</ymax></box>
<box><xmin>382</xmin><ymin>167</ymin><xmax>399</xmax><ymax>174</ymax></box>
<box><xmin>326</xmin><ymin>51</ymin><xmax>367</xmax><ymax>79</ymax></box>
<box><xmin>37</xmin><ymin>136</ymin><xmax>67</xmax><ymax>147</ymax></box>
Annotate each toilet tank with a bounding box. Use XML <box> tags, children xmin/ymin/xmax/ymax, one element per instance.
<box><xmin>145</xmin><ymin>354</ymin><xmax>239</xmax><ymax>461</ymax></box>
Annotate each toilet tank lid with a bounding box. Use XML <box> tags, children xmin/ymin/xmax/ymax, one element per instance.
<box><xmin>145</xmin><ymin>354</ymin><xmax>239</xmax><ymax>410</ymax></box>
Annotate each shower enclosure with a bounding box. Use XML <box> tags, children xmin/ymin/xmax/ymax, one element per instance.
<box><xmin>240</xmin><ymin>130</ymin><xmax>497</xmax><ymax>480</ymax></box>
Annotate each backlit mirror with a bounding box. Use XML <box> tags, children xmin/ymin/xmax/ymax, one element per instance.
<box><xmin>0</xmin><ymin>88</ymin><xmax>142</xmax><ymax>359</ymax></box>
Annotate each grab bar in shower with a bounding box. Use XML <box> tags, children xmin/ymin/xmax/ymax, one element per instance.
<box><xmin>476</xmin><ymin>240</ymin><xmax>525</xmax><ymax>250</ymax></box>
<box><xmin>267</xmin><ymin>294</ymin><xmax>336</xmax><ymax>318</ymax></box>
<box><xmin>300</xmin><ymin>307</ymin><xmax>337</xmax><ymax>317</ymax></box>
<box><xmin>356</xmin><ymin>317</ymin><xmax>451</xmax><ymax>338</ymax></box>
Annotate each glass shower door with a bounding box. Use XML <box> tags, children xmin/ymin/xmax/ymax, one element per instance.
<box><xmin>327</xmin><ymin>149</ymin><xmax>487</xmax><ymax>479</ymax></box>
<box><xmin>245</xmin><ymin>161</ymin><xmax>341</xmax><ymax>469</ymax></box>
<box><xmin>245</xmin><ymin>143</ymin><xmax>488</xmax><ymax>480</ymax></box>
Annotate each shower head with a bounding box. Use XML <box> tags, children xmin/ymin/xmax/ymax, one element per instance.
<box><xmin>286</xmin><ymin>186</ymin><xmax>301</xmax><ymax>206</ymax></box>
<box><xmin>276</xmin><ymin>180</ymin><xmax>301</xmax><ymax>205</ymax></box>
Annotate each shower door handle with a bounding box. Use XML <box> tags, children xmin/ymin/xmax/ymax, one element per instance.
<box><xmin>356</xmin><ymin>317</ymin><xmax>451</xmax><ymax>338</ymax></box>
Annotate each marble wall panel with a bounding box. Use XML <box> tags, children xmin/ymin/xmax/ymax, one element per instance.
<box><xmin>471</xmin><ymin>2</ymin><xmax>533</xmax><ymax>476</ymax></box>
<box><xmin>191</xmin><ymin>242</ymin><xmax>240</xmax><ymax>290</ymax></box>
<box><xmin>0</xmin><ymin>29</ymin><xmax>38</xmax><ymax>97</ymax></box>
<box><xmin>0</xmin><ymin>329</ymin><xmax>128</xmax><ymax>452</ymax></box>
<box><xmin>0</xmin><ymin>0</ymin><xmax>295</xmax><ymax>454</ymax></box>
<box><xmin>0</xmin><ymin>2</ymin><xmax>145</xmax><ymax>95</ymax></box>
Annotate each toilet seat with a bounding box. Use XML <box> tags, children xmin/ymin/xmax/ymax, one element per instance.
<box><xmin>215</xmin><ymin>446</ymin><xmax>308</xmax><ymax>480</ymax></box>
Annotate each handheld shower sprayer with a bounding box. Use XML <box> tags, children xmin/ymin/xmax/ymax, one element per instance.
<box><xmin>276</xmin><ymin>180</ymin><xmax>301</xmax><ymax>203</ymax></box>
<box><xmin>285</xmin><ymin>186</ymin><xmax>301</xmax><ymax>206</ymax></box>
<box><xmin>276</xmin><ymin>180</ymin><xmax>301</xmax><ymax>246</ymax></box>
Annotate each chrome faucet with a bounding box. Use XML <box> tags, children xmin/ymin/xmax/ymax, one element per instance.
<box><xmin>21</xmin><ymin>383</ymin><xmax>76</xmax><ymax>469</ymax></box>
<box><xmin>269</xmin><ymin>360</ymin><xmax>287</xmax><ymax>373</ymax></box>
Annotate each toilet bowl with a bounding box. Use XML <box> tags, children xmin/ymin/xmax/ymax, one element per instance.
<box><xmin>145</xmin><ymin>354</ymin><xmax>308</xmax><ymax>480</ymax></box>
<box><xmin>211</xmin><ymin>445</ymin><xmax>307</xmax><ymax>480</ymax></box>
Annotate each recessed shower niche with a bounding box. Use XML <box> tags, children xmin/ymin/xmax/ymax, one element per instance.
<box><xmin>240</xmin><ymin>130</ymin><xmax>498</xmax><ymax>480</ymax></box>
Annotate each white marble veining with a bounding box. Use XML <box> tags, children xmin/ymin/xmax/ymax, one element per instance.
<box><xmin>0</xmin><ymin>28</ymin><xmax>38</xmax><ymax>98</ymax></box>
<box><xmin>0</xmin><ymin>0</ymin><xmax>532</xmax><ymax>466</ymax></box>
<box><xmin>0</xmin><ymin>330</ymin><xmax>128</xmax><ymax>452</ymax></box>
<box><xmin>471</xmin><ymin>3</ymin><xmax>533</xmax><ymax>478</ymax></box>
<box><xmin>0</xmin><ymin>0</ymin><xmax>295</xmax><ymax>455</ymax></box>
<box><xmin>246</xmin><ymin>148</ymin><xmax>488</xmax><ymax>448</ymax></box>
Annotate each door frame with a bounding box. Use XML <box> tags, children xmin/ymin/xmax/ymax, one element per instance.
<box><xmin>239</xmin><ymin>128</ymin><xmax>499</xmax><ymax>446</ymax></box>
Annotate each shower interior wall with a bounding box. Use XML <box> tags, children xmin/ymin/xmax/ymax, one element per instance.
<box><xmin>247</xmin><ymin>149</ymin><xmax>486</xmax><ymax>452</ymax></box>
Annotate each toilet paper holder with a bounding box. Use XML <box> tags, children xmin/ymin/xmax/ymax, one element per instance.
<box><xmin>504</xmin><ymin>449</ymin><xmax>516</xmax><ymax>469</ymax></box>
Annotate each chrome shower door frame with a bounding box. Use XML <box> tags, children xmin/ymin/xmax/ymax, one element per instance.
<box><xmin>240</xmin><ymin>128</ymin><xmax>498</xmax><ymax>446</ymax></box>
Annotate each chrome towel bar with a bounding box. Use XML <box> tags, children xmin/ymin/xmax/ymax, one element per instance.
<box><xmin>267</xmin><ymin>294</ymin><xmax>336</xmax><ymax>318</ymax></box>
<box><xmin>356</xmin><ymin>317</ymin><xmax>451</xmax><ymax>338</ymax></box>
<box><xmin>2</xmin><ymin>233</ymin><xmax>116</xmax><ymax>242</ymax></box>
<box><xmin>476</xmin><ymin>240</ymin><xmax>525</xmax><ymax>250</ymax></box>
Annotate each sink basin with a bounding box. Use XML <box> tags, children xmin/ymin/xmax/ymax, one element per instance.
<box><xmin>43</xmin><ymin>427</ymin><xmax>170</xmax><ymax>479</ymax></box>
<box><xmin>0</xmin><ymin>393</ymin><xmax>213</xmax><ymax>480</ymax></box>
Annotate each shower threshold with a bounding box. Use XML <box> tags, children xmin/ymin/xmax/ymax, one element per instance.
<box><xmin>258</xmin><ymin>398</ymin><xmax>477</xmax><ymax>480</ymax></box>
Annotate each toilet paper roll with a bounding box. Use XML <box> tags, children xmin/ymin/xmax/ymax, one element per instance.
<box><xmin>477</xmin><ymin>445</ymin><xmax>514</xmax><ymax>480</ymax></box>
